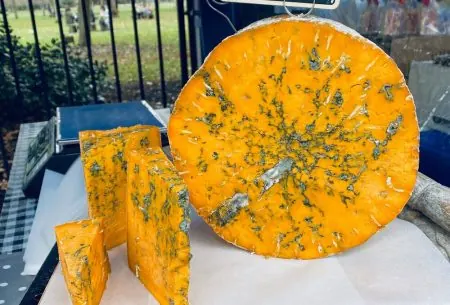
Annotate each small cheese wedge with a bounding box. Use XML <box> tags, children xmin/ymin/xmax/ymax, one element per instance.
<box><xmin>127</xmin><ymin>147</ymin><xmax>190</xmax><ymax>305</ymax></box>
<box><xmin>55</xmin><ymin>219</ymin><xmax>110</xmax><ymax>305</ymax></box>
<box><xmin>79</xmin><ymin>126</ymin><xmax>161</xmax><ymax>249</ymax></box>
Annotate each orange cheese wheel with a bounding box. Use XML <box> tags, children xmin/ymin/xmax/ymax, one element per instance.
<box><xmin>168</xmin><ymin>17</ymin><xmax>419</xmax><ymax>259</ymax></box>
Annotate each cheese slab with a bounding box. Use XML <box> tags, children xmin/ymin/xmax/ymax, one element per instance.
<box><xmin>168</xmin><ymin>17</ymin><xmax>419</xmax><ymax>259</ymax></box>
<box><xmin>127</xmin><ymin>147</ymin><xmax>191</xmax><ymax>305</ymax></box>
<box><xmin>55</xmin><ymin>219</ymin><xmax>110</xmax><ymax>305</ymax></box>
<box><xmin>79</xmin><ymin>126</ymin><xmax>161</xmax><ymax>249</ymax></box>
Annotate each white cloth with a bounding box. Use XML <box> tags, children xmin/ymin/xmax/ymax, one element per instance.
<box><xmin>22</xmin><ymin>170</ymin><xmax>64</xmax><ymax>275</ymax></box>
<box><xmin>40</xmin><ymin>215</ymin><xmax>450</xmax><ymax>304</ymax></box>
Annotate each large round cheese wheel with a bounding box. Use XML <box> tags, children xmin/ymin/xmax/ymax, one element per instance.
<box><xmin>168</xmin><ymin>16</ymin><xmax>419</xmax><ymax>259</ymax></box>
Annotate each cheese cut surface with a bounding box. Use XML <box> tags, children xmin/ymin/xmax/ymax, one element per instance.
<box><xmin>79</xmin><ymin>125</ymin><xmax>162</xmax><ymax>154</ymax></box>
<box><xmin>55</xmin><ymin>219</ymin><xmax>110</xmax><ymax>305</ymax></box>
<box><xmin>79</xmin><ymin>126</ymin><xmax>161</xmax><ymax>249</ymax></box>
<box><xmin>127</xmin><ymin>147</ymin><xmax>190</xmax><ymax>305</ymax></box>
<box><xmin>168</xmin><ymin>17</ymin><xmax>419</xmax><ymax>259</ymax></box>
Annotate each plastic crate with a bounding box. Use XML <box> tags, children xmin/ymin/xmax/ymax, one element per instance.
<box><xmin>419</xmin><ymin>130</ymin><xmax>450</xmax><ymax>187</ymax></box>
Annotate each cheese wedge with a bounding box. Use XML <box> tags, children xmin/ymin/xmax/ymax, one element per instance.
<box><xmin>55</xmin><ymin>219</ymin><xmax>110</xmax><ymax>305</ymax></box>
<box><xmin>79</xmin><ymin>126</ymin><xmax>161</xmax><ymax>249</ymax></box>
<box><xmin>127</xmin><ymin>147</ymin><xmax>190</xmax><ymax>305</ymax></box>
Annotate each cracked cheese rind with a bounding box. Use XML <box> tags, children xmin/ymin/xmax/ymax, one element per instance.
<box><xmin>79</xmin><ymin>125</ymin><xmax>161</xmax><ymax>249</ymax></box>
<box><xmin>168</xmin><ymin>17</ymin><xmax>419</xmax><ymax>259</ymax></box>
<box><xmin>55</xmin><ymin>219</ymin><xmax>110</xmax><ymax>305</ymax></box>
<box><xmin>127</xmin><ymin>147</ymin><xmax>190</xmax><ymax>305</ymax></box>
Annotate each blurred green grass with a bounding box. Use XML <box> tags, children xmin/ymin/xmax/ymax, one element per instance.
<box><xmin>8</xmin><ymin>2</ymin><xmax>184</xmax><ymax>98</ymax></box>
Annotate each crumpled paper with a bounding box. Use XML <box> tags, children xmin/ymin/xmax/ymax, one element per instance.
<box><xmin>399</xmin><ymin>206</ymin><xmax>450</xmax><ymax>260</ymax></box>
<box><xmin>22</xmin><ymin>159</ymin><xmax>88</xmax><ymax>275</ymax></box>
<box><xmin>22</xmin><ymin>169</ymin><xmax>64</xmax><ymax>275</ymax></box>
<box><xmin>398</xmin><ymin>172</ymin><xmax>450</xmax><ymax>261</ymax></box>
<box><xmin>40</xmin><ymin>211</ymin><xmax>450</xmax><ymax>305</ymax></box>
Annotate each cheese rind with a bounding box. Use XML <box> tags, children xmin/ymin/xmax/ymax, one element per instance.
<box><xmin>79</xmin><ymin>126</ymin><xmax>161</xmax><ymax>249</ymax></box>
<box><xmin>55</xmin><ymin>219</ymin><xmax>110</xmax><ymax>305</ymax></box>
<box><xmin>127</xmin><ymin>147</ymin><xmax>190</xmax><ymax>305</ymax></box>
<box><xmin>168</xmin><ymin>17</ymin><xmax>419</xmax><ymax>259</ymax></box>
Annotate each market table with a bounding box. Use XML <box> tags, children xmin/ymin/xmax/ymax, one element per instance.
<box><xmin>0</xmin><ymin>108</ymin><xmax>171</xmax><ymax>305</ymax></box>
<box><xmin>1</xmin><ymin>109</ymin><xmax>449</xmax><ymax>305</ymax></box>
<box><xmin>0</xmin><ymin>122</ymin><xmax>47</xmax><ymax>305</ymax></box>
<box><xmin>0</xmin><ymin>122</ymin><xmax>47</xmax><ymax>255</ymax></box>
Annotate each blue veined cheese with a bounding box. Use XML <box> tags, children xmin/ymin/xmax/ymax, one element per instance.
<box><xmin>55</xmin><ymin>218</ymin><xmax>110</xmax><ymax>305</ymax></box>
<box><xmin>79</xmin><ymin>125</ymin><xmax>161</xmax><ymax>249</ymax></box>
<box><xmin>168</xmin><ymin>16</ymin><xmax>419</xmax><ymax>259</ymax></box>
<box><xmin>127</xmin><ymin>147</ymin><xmax>190</xmax><ymax>305</ymax></box>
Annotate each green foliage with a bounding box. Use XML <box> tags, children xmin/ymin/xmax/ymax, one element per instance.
<box><xmin>8</xmin><ymin>4</ymin><xmax>182</xmax><ymax>86</ymax></box>
<box><xmin>0</xmin><ymin>24</ymin><xmax>110</xmax><ymax>127</ymax></box>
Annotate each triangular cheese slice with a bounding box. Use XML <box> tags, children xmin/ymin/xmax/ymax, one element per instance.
<box><xmin>55</xmin><ymin>219</ymin><xmax>110</xmax><ymax>305</ymax></box>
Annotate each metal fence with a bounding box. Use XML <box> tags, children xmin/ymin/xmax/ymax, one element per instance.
<box><xmin>0</xmin><ymin>0</ymin><xmax>198</xmax><ymax>176</ymax></box>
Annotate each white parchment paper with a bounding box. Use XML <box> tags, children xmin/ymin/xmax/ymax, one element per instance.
<box><xmin>40</xmin><ymin>212</ymin><xmax>450</xmax><ymax>305</ymax></box>
<box><xmin>22</xmin><ymin>169</ymin><xmax>64</xmax><ymax>275</ymax></box>
<box><xmin>23</xmin><ymin>159</ymin><xmax>89</xmax><ymax>275</ymax></box>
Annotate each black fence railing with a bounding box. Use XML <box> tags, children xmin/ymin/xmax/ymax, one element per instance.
<box><xmin>1</xmin><ymin>0</ymin><xmax>194</xmax><ymax>106</ymax></box>
<box><xmin>105</xmin><ymin>0</ymin><xmax>122</xmax><ymax>102</ymax></box>
<box><xmin>0</xmin><ymin>0</ymin><xmax>22</xmax><ymax>110</ymax></box>
<box><xmin>0</xmin><ymin>0</ymin><xmax>198</xmax><ymax>178</ymax></box>
<box><xmin>54</xmin><ymin>0</ymin><xmax>75</xmax><ymax>104</ymax></box>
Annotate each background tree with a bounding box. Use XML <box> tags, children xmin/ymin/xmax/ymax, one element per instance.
<box><xmin>78</xmin><ymin>0</ymin><xmax>92</xmax><ymax>46</ymax></box>
<box><xmin>111</xmin><ymin>0</ymin><xmax>117</xmax><ymax>16</ymax></box>
<box><xmin>11</xmin><ymin>0</ymin><xmax>18</xmax><ymax>19</ymax></box>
